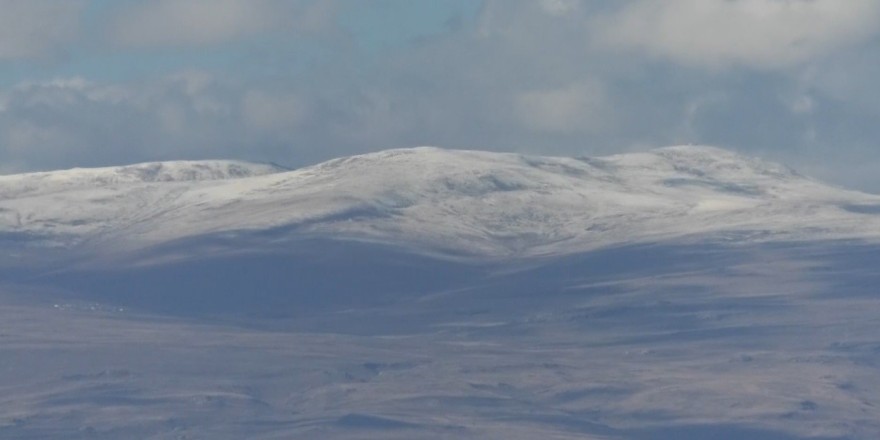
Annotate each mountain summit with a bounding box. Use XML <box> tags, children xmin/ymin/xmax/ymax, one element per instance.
<box><xmin>1</xmin><ymin>146</ymin><xmax>879</xmax><ymax>258</ymax></box>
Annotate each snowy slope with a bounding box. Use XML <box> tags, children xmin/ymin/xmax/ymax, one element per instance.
<box><xmin>2</xmin><ymin>146</ymin><xmax>880</xmax><ymax>257</ymax></box>
<box><xmin>4</xmin><ymin>148</ymin><xmax>880</xmax><ymax>439</ymax></box>
<box><xmin>0</xmin><ymin>160</ymin><xmax>286</xmax><ymax>249</ymax></box>
<box><xmin>0</xmin><ymin>159</ymin><xmax>285</xmax><ymax>198</ymax></box>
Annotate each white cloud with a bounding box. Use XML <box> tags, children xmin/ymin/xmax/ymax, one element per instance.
<box><xmin>0</xmin><ymin>0</ymin><xmax>86</xmax><ymax>59</ymax></box>
<box><xmin>0</xmin><ymin>74</ymin><xmax>317</xmax><ymax>171</ymax></box>
<box><xmin>514</xmin><ymin>80</ymin><xmax>610</xmax><ymax>134</ymax></box>
<box><xmin>3</xmin><ymin>0</ymin><xmax>880</xmax><ymax>191</ymax></box>
<box><xmin>592</xmin><ymin>0</ymin><xmax>880</xmax><ymax>70</ymax></box>
<box><xmin>109</xmin><ymin>0</ymin><xmax>336</xmax><ymax>47</ymax></box>
<box><xmin>0</xmin><ymin>75</ymin><xmax>233</xmax><ymax>169</ymax></box>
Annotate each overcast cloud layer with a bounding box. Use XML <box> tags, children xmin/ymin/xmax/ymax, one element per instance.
<box><xmin>1</xmin><ymin>0</ymin><xmax>879</xmax><ymax>190</ymax></box>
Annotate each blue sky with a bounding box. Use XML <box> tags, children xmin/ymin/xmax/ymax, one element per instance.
<box><xmin>1</xmin><ymin>0</ymin><xmax>880</xmax><ymax>191</ymax></box>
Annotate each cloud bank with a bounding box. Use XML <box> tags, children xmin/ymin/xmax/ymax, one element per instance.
<box><xmin>0</xmin><ymin>0</ymin><xmax>87</xmax><ymax>60</ymax></box>
<box><xmin>592</xmin><ymin>0</ymin><xmax>880</xmax><ymax>70</ymax></box>
<box><xmin>1</xmin><ymin>0</ymin><xmax>880</xmax><ymax>191</ymax></box>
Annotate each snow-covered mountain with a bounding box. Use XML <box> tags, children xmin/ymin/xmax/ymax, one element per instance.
<box><xmin>2</xmin><ymin>145</ymin><xmax>879</xmax><ymax>258</ymax></box>
<box><xmin>5</xmin><ymin>146</ymin><xmax>880</xmax><ymax>439</ymax></box>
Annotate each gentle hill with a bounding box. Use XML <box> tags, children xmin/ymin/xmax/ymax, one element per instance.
<box><xmin>1</xmin><ymin>145</ymin><xmax>879</xmax><ymax>258</ymax></box>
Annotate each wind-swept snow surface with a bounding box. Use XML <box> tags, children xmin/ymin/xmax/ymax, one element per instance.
<box><xmin>2</xmin><ymin>146</ymin><xmax>880</xmax><ymax>439</ymax></box>
<box><xmin>1</xmin><ymin>146</ymin><xmax>880</xmax><ymax>257</ymax></box>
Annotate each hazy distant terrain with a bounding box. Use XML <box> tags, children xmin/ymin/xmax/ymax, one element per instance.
<box><xmin>2</xmin><ymin>146</ymin><xmax>879</xmax><ymax>439</ymax></box>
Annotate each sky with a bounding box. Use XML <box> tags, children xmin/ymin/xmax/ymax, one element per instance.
<box><xmin>1</xmin><ymin>0</ymin><xmax>880</xmax><ymax>191</ymax></box>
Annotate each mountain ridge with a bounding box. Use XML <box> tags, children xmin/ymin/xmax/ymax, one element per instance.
<box><xmin>4</xmin><ymin>147</ymin><xmax>880</xmax><ymax>439</ymax></box>
<box><xmin>1</xmin><ymin>145</ymin><xmax>879</xmax><ymax>260</ymax></box>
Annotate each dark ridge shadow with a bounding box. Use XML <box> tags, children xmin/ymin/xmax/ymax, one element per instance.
<box><xmin>33</xmin><ymin>237</ymin><xmax>489</xmax><ymax>319</ymax></box>
<box><xmin>13</xmin><ymin>234</ymin><xmax>880</xmax><ymax>332</ymax></box>
<box><xmin>335</xmin><ymin>413</ymin><xmax>418</xmax><ymax>430</ymax></box>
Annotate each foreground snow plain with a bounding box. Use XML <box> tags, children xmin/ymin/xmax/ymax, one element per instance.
<box><xmin>1</xmin><ymin>146</ymin><xmax>880</xmax><ymax>439</ymax></box>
